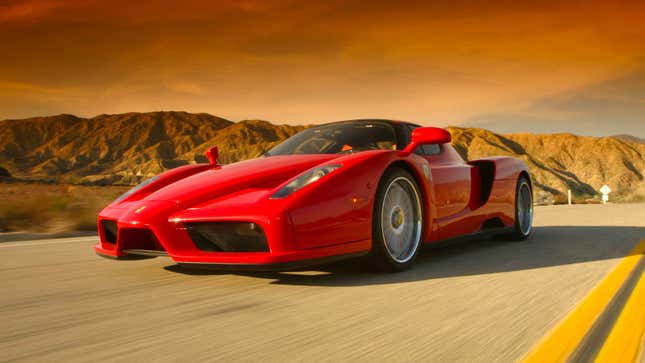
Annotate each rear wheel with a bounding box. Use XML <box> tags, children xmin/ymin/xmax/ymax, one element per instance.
<box><xmin>506</xmin><ymin>175</ymin><xmax>533</xmax><ymax>240</ymax></box>
<box><xmin>371</xmin><ymin>168</ymin><xmax>424</xmax><ymax>272</ymax></box>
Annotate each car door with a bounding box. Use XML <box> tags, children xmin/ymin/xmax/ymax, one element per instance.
<box><xmin>405</xmin><ymin>125</ymin><xmax>472</xmax><ymax>221</ymax></box>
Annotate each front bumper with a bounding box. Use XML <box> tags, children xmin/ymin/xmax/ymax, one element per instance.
<box><xmin>95</xmin><ymin>198</ymin><xmax>370</xmax><ymax>270</ymax></box>
<box><xmin>95</xmin><ymin>244</ymin><xmax>368</xmax><ymax>271</ymax></box>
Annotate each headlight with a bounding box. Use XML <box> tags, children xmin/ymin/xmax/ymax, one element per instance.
<box><xmin>113</xmin><ymin>175</ymin><xmax>160</xmax><ymax>203</ymax></box>
<box><xmin>271</xmin><ymin>164</ymin><xmax>341</xmax><ymax>198</ymax></box>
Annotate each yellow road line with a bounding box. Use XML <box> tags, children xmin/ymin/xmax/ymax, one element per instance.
<box><xmin>595</xmin><ymin>261</ymin><xmax>645</xmax><ymax>363</ymax></box>
<box><xmin>522</xmin><ymin>238</ymin><xmax>645</xmax><ymax>363</ymax></box>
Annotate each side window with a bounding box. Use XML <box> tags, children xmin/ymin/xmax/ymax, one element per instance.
<box><xmin>421</xmin><ymin>144</ymin><xmax>441</xmax><ymax>156</ymax></box>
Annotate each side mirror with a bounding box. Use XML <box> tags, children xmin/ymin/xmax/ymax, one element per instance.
<box><xmin>400</xmin><ymin>127</ymin><xmax>451</xmax><ymax>156</ymax></box>
<box><xmin>205</xmin><ymin>146</ymin><xmax>220</xmax><ymax>165</ymax></box>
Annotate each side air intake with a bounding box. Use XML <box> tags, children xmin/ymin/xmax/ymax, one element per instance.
<box><xmin>101</xmin><ymin>220</ymin><xmax>118</xmax><ymax>243</ymax></box>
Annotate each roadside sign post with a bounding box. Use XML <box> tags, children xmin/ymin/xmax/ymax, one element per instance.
<box><xmin>600</xmin><ymin>184</ymin><xmax>611</xmax><ymax>204</ymax></box>
<box><xmin>568</xmin><ymin>189</ymin><xmax>572</xmax><ymax>205</ymax></box>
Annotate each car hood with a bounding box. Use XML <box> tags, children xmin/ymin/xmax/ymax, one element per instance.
<box><xmin>143</xmin><ymin>154</ymin><xmax>340</xmax><ymax>207</ymax></box>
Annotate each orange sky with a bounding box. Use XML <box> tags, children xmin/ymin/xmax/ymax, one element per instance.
<box><xmin>1</xmin><ymin>0</ymin><xmax>644</xmax><ymax>136</ymax></box>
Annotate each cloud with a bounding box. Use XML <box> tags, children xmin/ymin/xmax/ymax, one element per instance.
<box><xmin>463</xmin><ymin>66</ymin><xmax>645</xmax><ymax>137</ymax></box>
<box><xmin>1</xmin><ymin>0</ymin><xmax>645</xmax><ymax>133</ymax></box>
<box><xmin>162</xmin><ymin>80</ymin><xmax>206</xmax><ymax>95</ymax></box>
<box><xmin>530</xmin><ymin>68</ymin><xmax>645</xmax><ymax>114</ymax></box>
<box><xmin>0</xmin><ymin>80</ymin><xmax>78</xmax><ymax>97</ymax></box>
<box><xmin>0</xmin><ymin>0</ymin><xmax>100</xmax><ymax>23</ymax></box>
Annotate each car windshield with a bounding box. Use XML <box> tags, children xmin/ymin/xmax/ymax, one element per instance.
<box><xmin>266</xmin><ymin>121</ymin><xmax>397</xmax><ymax>156</ymax></box>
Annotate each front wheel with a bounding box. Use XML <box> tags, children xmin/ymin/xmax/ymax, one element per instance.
<box><xmin>371</xmin><ymin>168</ymin><xmax>424</xmax><ymax>272</ymax></box>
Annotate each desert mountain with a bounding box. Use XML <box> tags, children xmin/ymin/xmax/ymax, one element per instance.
<box><xmin>613</xmin><ymin>134</ymin><xmax>645</xmax><ymax>145</ymax></box>
<box><xmin>0</xmin><ymin>112</ymin><xmax>303</xmax><ymax>185</ymax></box>
<box><xmin>1</xmin><ymin>112</ymin><xmax>644</xmax><ymax>203</ymax></box>
<box><xmin>448</xmin><ymin>128</ymin><xmax>645</xmax><ymax>203</ymax></box>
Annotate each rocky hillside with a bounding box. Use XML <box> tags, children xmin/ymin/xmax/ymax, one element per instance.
<box><xmin>448</xmin><ymin>128</ymin><xmax>645</xmax><ymax>203</ymax></box>
<box><xmin>613</xmin><ymin>134</ymin><xmax>645</xmax><ymax>145</ymax></box>
<box><xmin>1</xmin><ymin>112</ymin><xmax>644</xmax><ymax>203</ymax></box>
<box><xmin>0</xmin><ymin>112</ymin><xmax>304</xmax><ymax>185</ymax></box>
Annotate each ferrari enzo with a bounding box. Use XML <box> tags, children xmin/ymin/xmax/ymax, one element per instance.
<box><xmin>95</xmin><ymin>119</ymin><xmax>533</xmax><ymax>271</ymax></box>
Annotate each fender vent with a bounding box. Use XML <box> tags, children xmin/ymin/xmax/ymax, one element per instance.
<box><xmin>469</xmin><ymin>161</ymin><xmax>495</xmax><ymax>205</ymax></box>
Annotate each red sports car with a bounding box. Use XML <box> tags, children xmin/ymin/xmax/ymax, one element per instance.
<box><xmin>95</xmin><ymin>119</ymin><xmax>533</xmax><ymax>271</ymax></box>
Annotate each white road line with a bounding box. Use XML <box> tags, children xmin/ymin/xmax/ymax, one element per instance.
<box><xmin>0</xmin><ymin>238</ymin><xmax>97</xmax><ymax>248</ymax></box>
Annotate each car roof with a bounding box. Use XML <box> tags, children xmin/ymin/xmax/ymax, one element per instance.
<box><xmin>321</xmin><ymin>119</ymin><xmax>422</xmax><ymax>128</ymax></box>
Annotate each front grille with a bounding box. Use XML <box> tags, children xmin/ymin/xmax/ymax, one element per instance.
<box><xmin>101</xmin><ymin>220</ymin><xmax>118</xmax><ymax>243</ymax></box>
<box><xmin>186</xmin><ymin>222</ymin><xmax>269</xmax><ymax>252</ymax></box>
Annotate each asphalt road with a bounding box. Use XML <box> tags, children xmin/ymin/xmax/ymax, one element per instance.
<box><xmin>2</xmin><ymin>204</ymin><xmax>644</xmax><ymax>362</ymax></box>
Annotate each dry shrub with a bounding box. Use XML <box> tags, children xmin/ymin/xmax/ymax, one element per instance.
<box><xmin>0</xmin><ymin>183</ymin><xmax>127</xmax><ymax>233</ymax></box>
<box><xmin>0</xmin><ymin>196</ymin><xmax>66</xmax><ymax>232</ymax></box>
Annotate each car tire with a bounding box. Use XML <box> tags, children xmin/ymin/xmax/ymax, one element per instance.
<box><xmin>505</xmin><ymin>175</ymin><xmax>533</xmax><ymax>241</ymax></box>
<box><xmin>370</xmin><ymin>167</ymin><xmax>424</xmax><ymax>272</ymax></box>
